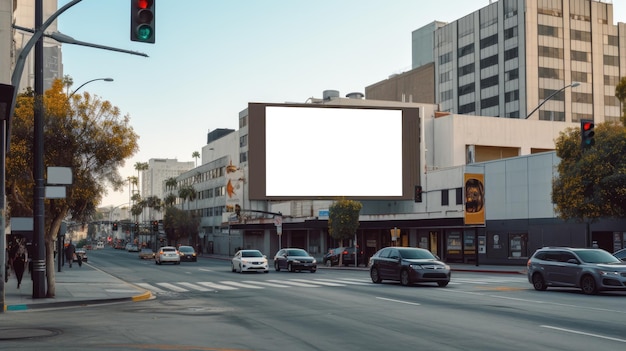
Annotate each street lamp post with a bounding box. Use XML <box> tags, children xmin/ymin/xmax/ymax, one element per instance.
<box><xmin>525</xmin><ymin>82</ymin><xmax>580</xmax><ymax>120</ymax></box>
<box><xmin>68</xmin><ymin>78</ymin><xmax>113</xmax><ymax>99</ymax></box>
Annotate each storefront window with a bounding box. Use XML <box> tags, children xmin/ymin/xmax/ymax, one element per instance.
<box><xmin>509</xmin><ymin>233</ymin><xmax>528</xmax><ymax>258</ymax></box>
<box><xmin>447</xmin><ymin>232</ymin><xmax>462</xmax><ymax>255</ymax></box>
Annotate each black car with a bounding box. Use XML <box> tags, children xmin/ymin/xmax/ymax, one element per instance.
<box><xmin>274</xmin><ymin>248</ymin><xmax>317</xmax><ymax>273</ymax></box>
<box><xmin>323</xmin><ymin>247</ymin><xmax>363</xmax><ymax>267</ymax></box>
<box><xmin>178</xmin><ymin>246</ymin><xmax>197</xmax><ymax>262</ymax></box>
<box><xmin>369</xmin><ymin>247</ymin><xmax>450</xmax><ymax>287</ymax></box>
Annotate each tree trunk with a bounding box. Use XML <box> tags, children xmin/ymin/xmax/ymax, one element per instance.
<box><xmin>44</xmin><ymin>208</ymin><xmax>67</xmax><ymax>297</ymax></box>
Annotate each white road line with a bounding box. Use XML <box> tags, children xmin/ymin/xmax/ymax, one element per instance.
<box><xmin>135</xmin><ymin>283</ymin><xmax>166</xmax><ymax>293</ymax></box>
<box><xmin>541</xmin><ymin>325</ymin><xmax>626</xmax><ymax>343</ymax></box>
<box><xmin>197</xmin><ymin>282</ymin><xmax>239</xmax><ymax>290</ymax></box>
<box><xmin>156</xmin><ymin>282</ymin><xmax>189</xmax><ymax>292</ymax></box>
<box><xmin>242</xmin><ymin>281</ymin><xmax>292</xmax><ymax>288</ymax></box>
<box><xmin>316</xmin><ymin>278</ymin><xmax>371</xmax><ymax>286</ymax></box>
<box><xmin>177</xmin><ymin>282</ymin><xmax>213</xmax><ymax>292</ymax></box>
<box><xmin>267</xmin><ymin>279</ymin><xmax>320</xmax><ymax>287</ymax></box>
<box><xmin>219</xmin><ymin>281</ymin><xmax>265</xmax><ymax>289</ymax></box>
<box><xmin>291</xmin><ymin>279</ymin><xmax>345</xmax><ymax>287</ymax></box>
<box><xmin>375</xmin><ymin>297</ymin><xmax>421</xmax><ymax>306</ymax></box>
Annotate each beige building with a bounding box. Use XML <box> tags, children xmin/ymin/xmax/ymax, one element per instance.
<box><xmin>367</xmin><ymin>0</ymin><xmax>625</xmax><ymax>124</ymax></box>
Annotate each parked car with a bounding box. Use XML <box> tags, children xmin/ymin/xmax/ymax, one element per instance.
<box><xmin>139</xmin><ymin>248</ymin><xmax>155</xmax><ymax>260</ymax></box>
<box><xmin>155</xmin><ymin>246</ymin><xmax>180</xmax><ymax>265</ymax></box>
<box><xmin>74</xmin><ymin>248</ymin><xmax>88</xmax><ymax>262</ymax></box>
<box><xmin>127</xmin><ymin>244</ymin><xmax>140</xmax><ymax>252</ymax></box>
<box><xmin>613</xmin><ymin>248</ymin><xmax>626</xmax><ymax>262</ymax></box>
<box><xmin>369</xmin><ymin>247</ymin><xmax>450</xmax><ymax>287</ymax></box>
<box><xmin>323</xmin><ymin>247</ymin><xmax>364</xmax><ymax>267</ymax></box>
<box><xmin>527</xmin><ymin>247</ymin><xmax>626</xmax><ymax>295</ymax></box>
<box><xmin>274</xmin><ymin>248</ymin><xmax>317</xmax><ymax>273</ymax></box>
<box><xmin>178</xmin><ymin>246</ymin><xmax>197</xmax><ymax>262</ymax></box>
<box><xmin>231</xmin><ymin>249</ymin><xmax>269</xmax><ymax>273</ymax></box>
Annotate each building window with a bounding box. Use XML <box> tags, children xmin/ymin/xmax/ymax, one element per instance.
<box><xmin>480</xmin><ymin>55</ymin><xmax>498</xmax><ymax>69</ymax></box>
<box><xmin>441</xmin><ymin>189</ymin><xmax>449</xmax><ymax>206</ymax></box>
<box><xmin>458</xmin><ymin>43</ymin><xmax>475</xmax><ymax>57</ymax></box>
<box><xmin>456</xmin><ymin>188</ymin><xmax>463</xmax><ymax>205</ymax></box>
<box><xmin>504</xmin><ymin>47</ymin><xmax>518</xmax><ymax>61</ymax></box>
<box><xmin>605</xmin><ymin>75</ymin><xmax>620</xmax><ymax>86</ymax></box>
<box><xmin>571</xmin><ymin>50</ymin><xmax>590</xmax><ymax>62</ymax></box>
<box><xmin>570</xmin><ymin>29</ymin><xmax>591</xmax><ymax>42</ymax></box>
<box><xmin>505</xmin><ymin>68</ymin><xmax>519</xmax><ymax>81</ymax></box>
<box><xmin>537</xmin><ymin>0</ymin><xmax>562</xmax><ymax>17</ymax></box>
<box><xmin>480</xmin><ymin>4</ymin><xmax>498</xmax><ymax>28</ymax></box>
<box><xmin>605</xmin><ymin>35</ymin><xmax>618</xmax><ymax>46</ymax></box>
<box><xmin>572</xmin><ymin>92</ymin><xmax>593</xmax><ymax>104</ymax></box>
<box><xmin>480</xmin><ymin>34</ymin><xmax>498</xmax><ymax>49</ymax></box>
<box><xmin>572</xmin><ymin>71</ymin><xmax>589</xmax><ymax>83</ymax></box>
<box><xmin>459</xmin><ymin>63</ymin><xmax>475</xmax><ymax>77</ymax></box>
<box><xmin>604</xmin><ymin>96</ymin><xmax>620</xmax><ymax>106</ymax></box>
<box><xmin>539</xmin><ymin>88</ymin><xmax>565</xmax><ymax>101</ymax></box>
<box><xmin>604</xmin><ymin>55</ymin><xmax>619</xmax><ymax>67</ymax></box>
<box><xmin>538</xmin><ymin>46</ymin><xmax>563</xmax><ymax>59</ymax></box>
<box><xmin>504</xmin><ymin>0</ymin><xmax>518</xmax><ymax>18</ymax></box>
<box><xmin>504</xmin><ymin>26</ymin><xmax>518</xmax><ymax>39</ymax></box>
<box><xmin>505</xmin><ymin>90</ymin><xmax>519</xmax><ymax>102</ymax></box>
<box><xmin>481</xmin><ymin>95</ymin><xmax>499</xmax><ymax>109</ymax></box>
<box><xmin>239</xmin><ymin>134</ymin><xmax>248</xmax><ymax>147</ymax></box>
<box><xmin>439</xmin><ymin>52</ymin><xmax>452</xmax><ymax>65</ymax></box>
<box><xmin>538</xmin><ymin>67</ymin><xmax>563</xmax><ymax>80</ymax></box>
<box><xmin>505</xmin><ymin>111</ymin><xmax>520</xmax><ymax>118</ymax></box>
<box><xmin>440</xmin><ymin>89</ymin><xmax>453</xmax><ymax>102</ymax></box>
<box><xmin>459</xmin><ymin>102</ymin><xmax>476</xmax><ymax>114</ymax></box>
<box><xmin>440</xmin><ymin>71</ymin><xmax>451</xmax><ymax>83</ymax></box>
<box><xmin>539</xmin><ymin>110</ymin><xmax>565</xmax><ymax>121</ymax></box>
<box><xmin>538</xmin><ymin>24</ymin><xmax>561</xmax><ymax>37</ymax></box>
<box><xmin>458</xmin><ymin>83</ymin><xmax>475</xmax><ymax>96</ymax></box>
<box><xmin>480</xmin><ymin>75</ymin><xmax>499</xmax><ymax>89</ymax></box>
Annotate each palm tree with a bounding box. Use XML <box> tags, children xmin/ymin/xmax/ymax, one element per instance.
<box><xmin>192</xmin><ymin>151</ymin><xmax>200</xmax><ymax>167</ymax></box>
<box><xmin>165</xmin><ymin>177</ymin><xmax>177</xmax><ymax>192</ymax></box>
<box><xmin>134</xmin><ymin>162</ymin><xmax>149</xmax><ymax>197</ymax></box>
<box><xmin>178</xmin><ymin>184</ymin><xmax>197</xmax><ymax>246</ymax></box>
<box><xmin>164</xmin><ymin>193</ymin><xmax>177</xmax><ymax>207</ymax></box>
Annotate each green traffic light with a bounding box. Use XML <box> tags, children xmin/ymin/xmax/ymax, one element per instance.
<box><xmin>136</xmin><ymin>25</ymin><xmax>153</xmax><ymax>41</ymax></box>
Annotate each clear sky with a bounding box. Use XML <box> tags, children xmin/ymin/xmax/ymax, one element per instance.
<box><xmin>56</xmin><ymin>0</ymin><xmax>626</xmax><ymax>208</ymax></box>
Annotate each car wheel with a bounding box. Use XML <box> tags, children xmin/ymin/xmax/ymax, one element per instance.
<box><xmin>310</xmin><ymin>269</ymin><xmax>316</xmax><ymax>273</ymax></box>
<box><xmin>370</xmin><ymin>267</ymin><xmax>382</xmax><ymax>283</ymax></box>
<box><xmin>274</xmin><ymin>261</ymin><xmax>281</xmax><ymax>272</ymax></box>
<box><xmin>437</xmin><ymin>281</ymin><xmax>449</xmax><ymax>287</ymax></box>
<box><xmin>325</xmin><ymin>260</ymin><xmax>332</xmax><ymax>267</ymax></box>
<box><xmin>231</xmin><ymin>263</ymin><xmax>236</xmax><ymax>272</ymax></box>
<box><xmin>175</xmin><ymin>261</ymin><xmax>180</xmax><ymax>265</ymax></box>
<box><xmin>580</xmin><ymin>275</ymin><xmax>598</xmax><ymax>295</ymax></box>
<box><xmin>264</xmin><ymin>270</ymin><xmax>269</xmax><ymax>273</ymax></box>
<box><xmin>288</xmin><ymin>263</ymin><xmax>294</xmax><ymax>272</ymax></box>
<box><xmin>400</xmin><ymin>270</ymin><xmax>411</xmax><ymax>286</ymax></box>
<box><xmin>532</xmin><ymin>273</ymin><xmax>547</xmax><ymax>291</ymax></box>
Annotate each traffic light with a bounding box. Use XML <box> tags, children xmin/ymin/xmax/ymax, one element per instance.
<box><xmin>152</xmin><ymin>220</ymin><xmax>158</xmax><ymax>231</ymax></box>
<box><xmin>112</xmin><ymin>222</ymin><xmax>118</xmax><ymax>231</ymax></box>
<box><xmin>580</xmin><ymin>119</ymin><xmax>595</xmax><ymax>150</ymax></box>
<box><xmin>130</xmin><ymin>0</ymin><xmax>155</xmax><ymax>43</ymax></box>
<box><xmin>414</xmin><ymin>185</ymin><xmax>422</xmax><ymax>203</ymax></box>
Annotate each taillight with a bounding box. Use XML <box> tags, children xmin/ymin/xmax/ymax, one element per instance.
<box><xmin>342</xmin><ymin>250</ymin><xmax>348</xmax><ymax>255</ymax></box>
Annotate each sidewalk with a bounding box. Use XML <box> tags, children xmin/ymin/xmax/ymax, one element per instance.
<box><xmin>3</xmin><ymin>262</ymin><xmax>151</xmax><ymax>312</ymax></box>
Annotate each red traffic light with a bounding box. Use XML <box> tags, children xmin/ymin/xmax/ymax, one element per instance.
<box><xmin>582</xmin><ymin>121</ymin><xmax>593</xmax><ymax>131</ymax></box>
<box><xmin>137</xmin><ymin>0</ymin><xmax>150</xmax><ymax>9</ymax></box>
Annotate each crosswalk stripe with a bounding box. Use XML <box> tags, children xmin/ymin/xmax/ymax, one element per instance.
<box><xmin>315</xmin><ymin>278</ymin><xmax>371</xmax><ymax>286</ymax></box>
<box><xmin>291</xmin><ymin>279</ymin><xmax>345</xmax><ymax>287</ymax></box>
<box><xmin>178</xmin><ymin>282</ymin><xmax>213</xmax><ymax>292</ymax></box>
<box><xmin>219</xmin><ymin>281</ymin><xmax>265</xmax><ymax>289</ymax></box>
<box><xmin>267</xmin><ymin>279</ymin><xmax>320</xmax><ymax>287</ymax></box>
<box><xmin>242</xmin><ymin>280</ymin><xmax>292</xmax><ymax>288</ymax></box>
<box><xmin>157</xmin><ymin>282</ymin><xmax>189</xmax><ymax>292</ymax></box>
<box><xmin>197</xmin><ymin>282</ymin><xmax>239</xmax><ymax>290</ymax></box>
<box><xmin>136</xmin><ymin>282</ymin><xmax>166</xmax><ymax>293</ymax></box>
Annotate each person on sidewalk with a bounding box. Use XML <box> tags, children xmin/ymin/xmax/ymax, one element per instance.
<box><xmin>12</xmin><ymin>242</ymin><xmax>28</xmax><ymax>289</ymax></box>
<box><xmin>65</xmin><ymin>241</ymin><xmax>76</xmax><ymax>268</ymax></box>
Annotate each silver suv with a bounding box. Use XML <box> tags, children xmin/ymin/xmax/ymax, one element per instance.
<box><xmin>527</xmin><ymin>247</ymin><xmax>626</xmax><ymax>295</ymax></box>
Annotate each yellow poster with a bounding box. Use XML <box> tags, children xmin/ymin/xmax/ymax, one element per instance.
<box><xmin>464</xmin><ymin>173</ymin><xmax>485</xmax><ymax>225</ymax></box>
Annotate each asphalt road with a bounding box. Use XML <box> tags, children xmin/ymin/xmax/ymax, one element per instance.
<box><xmin>2</xmin><ymin>248</ymin><xmax>625</xmax><ymax>350</ymax></box>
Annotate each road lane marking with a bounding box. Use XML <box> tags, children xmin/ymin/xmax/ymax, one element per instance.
<box><xmin>135</xmin><ymin>283</ymin><xmax>166</xmax><ymax>293</ymax></box>
<box><xmin>541</xmin><ymin>325</ymin><xmax>626</xmax><ymax>343</ymax></box>
<box><xmin>242</xmin><ymin>280</ymin><xmax>292</xmax><ymax>288</ymax></box>
<box><xmin>156</xmin><ymin>283</ymin><xmax>188</xmax><ymax>292</ymax></box>
<box><xmin>290</xmin><ymin>279</ymin><xmax>345</xmax><ymax>287</ymax></box>
<box><xmin>267</xmin><ymin>279</ymin><xmax>320</xmax><ymax>287</ymax></box>
<box><xmin>219</xmin><ymin>281</ymin><xmax>265</xmax><ymax>289</ymax></box>
<box><xmin>197</xmin><ymin>282</ymin><xmax>239</xmax><ymax>290</ymax></box>
<box><xmin>177</xmin><ymin>282</ymin><xmax>213</xmax><ymax>292</ymax></box>
<box><xmin>375</xmin><ymin>297</ymin><xmax>421</xmax><ymax>306</ymax></box>
<box><xmin>315</xmin><ymin>278</ymin><xmax>371</xmax><ymax>286</ymax></box>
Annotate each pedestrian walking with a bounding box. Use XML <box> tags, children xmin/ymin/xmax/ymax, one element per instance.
<box><xmin>12</xmin><ymin>243</ymin><xmax>28</xmax><ymax>289</ymax></box>
<box><xmin>65</xmin><ymin>241</ymin><xmax>76</xmax><ymax>268</ymax></box>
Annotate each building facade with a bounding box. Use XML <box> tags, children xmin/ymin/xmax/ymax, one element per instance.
<box><xmin>367</xmin><ymin>0</ymin><xmax>625</xmax><ymax>124</ymax></box>
<box><xmin>139</xmin><ymin>158</ymin><xmax>194</xmax><ymax>221</ymax></box>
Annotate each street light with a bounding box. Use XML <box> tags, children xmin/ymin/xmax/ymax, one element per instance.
<box><xmin>525</xmin><ymin>82</ymin><xmax>580</xmax><ymax>119</ymax></box>
<box><xmin>69</xmin><ymin>78</ymin><xmax>114</xmax><ymax>99</ymax></box>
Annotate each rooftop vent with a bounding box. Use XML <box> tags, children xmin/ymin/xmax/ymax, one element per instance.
<box><xmin>323</xmin><ymin>90</ymin><xmax>340</xmax><ymax>100</ymax></box>
<box><xmin>346</xmin><ymin>92</ymin><xmax>364</xmax><ymax>99</ymax></box>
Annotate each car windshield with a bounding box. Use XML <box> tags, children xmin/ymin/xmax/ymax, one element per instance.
<box><xmin>179</xmin><ymin>247</ymin><xmax>193</xmax><ymax>253</ymax></box>
<box><xmin>242</xmin><ymin>251</ymin><xmax>263</xmax><ymax>257</ymax></box>
<box><xmin>575</xmin><ymin>249</ymin><xmax>620</xmax><ymax>263</ymax></box>
<box><xmin>287</xmin><ymin>249</ymin><xmax>308</xmax><ymax>256</ymax></box>
<box><xmin>399</xmin><ymin>249</ymin><xmax>436</xmax><ymax>260</ymax></box>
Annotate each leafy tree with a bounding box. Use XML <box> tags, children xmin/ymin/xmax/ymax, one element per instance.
<box><xmin>328</xmin><ymin>198</ymin><xmax>362</xmax><ymax>264</ymax></box>
<box><xmin>192</xmin><ymin>151</ymin><xmax>200</xmax><ymax>167</ymax></box>
<box><xmin>7</xmin><ymin>77</ymin><xmax>138</xmax><ymax>297</ymax></box>
<box><xmin>178</xmin><ymin>184</ymin><xmax>198</xmax><ymax>245</ymax></box>
<box><xmin>616</xmin><ymin>77</ymin><xmax>626</xmax><ymax>125</ymax></box>
<box><xmin>552</xmin><ymin>122</ymin><xmax>626</xmax><ymax>221</ymax></box>
<box><xmin>163</xmin><ymin>206</ymin><xmax>199</xmax><ymax>246</ymax></box>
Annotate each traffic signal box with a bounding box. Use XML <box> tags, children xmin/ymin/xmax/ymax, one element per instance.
<box><xmin>112</xmin><ymin>222</ymin><xmax>118</xmax><ymax>231</ymax></box>
<box><xmin>580</xmin><ymin>119</ymin><xmax>595</xmax><ymax>151</ymax></box>
<box><xmin>131</xmin><ymin>0</ymin><xmax>155</xmax><ymax>43</ymax></box>
<box><xmin>152</xmin><ymin>220</ymin><xmax>159</xmax><ymax>231</ymax></box>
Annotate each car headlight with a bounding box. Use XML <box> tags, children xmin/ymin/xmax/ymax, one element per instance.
<box><xmin>312</xmin><ymin>259</ymin><xmax>317</xmax><ymax>264</ymax></box>
<box><xmin>599</xmin><ymin>270</ymin><xmax>620</xmax><ymax>277</ymax></box>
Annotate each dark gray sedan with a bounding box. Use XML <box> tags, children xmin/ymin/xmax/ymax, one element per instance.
<box><xmin>369</xmin><ymin>247</ymin><xmax>450</xmax><ymax>287</ymax></box>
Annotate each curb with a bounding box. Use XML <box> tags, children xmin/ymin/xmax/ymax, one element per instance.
<box><xmin>5</xmin><ymin>290</ymin><xmax>153</xmax><ymax>311</ymax></box>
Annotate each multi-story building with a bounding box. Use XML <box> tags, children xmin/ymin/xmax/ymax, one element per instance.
<box><xmin>367</xmin><ymin>0</ymin><xmax>625</xmax><ymax>123</ymax></box>
<box><xmin>139</xmin><ymin>158</ymin><xmax>194</xmax><ymax>221</ymax></box>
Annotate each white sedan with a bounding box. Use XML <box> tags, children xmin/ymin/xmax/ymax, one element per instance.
<box><xmin>155</xmin><ymin>246</ymin><xmax>180</xmax><ymax>265</ymax></box>
<box><xmin>231</xmin><ymin>249</ymin><xmax>269</xmax><ymax>273</ymax></box>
